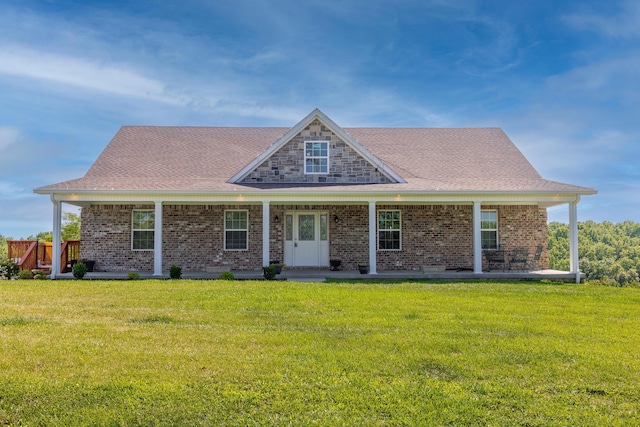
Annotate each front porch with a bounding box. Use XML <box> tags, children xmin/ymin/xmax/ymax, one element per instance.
<box><xmin>53</xmin><ymin>268</ymin><xmax>585</xmax><ymax>283</ymax></box>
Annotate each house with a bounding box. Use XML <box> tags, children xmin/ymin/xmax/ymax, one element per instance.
<box><xmin>35</xmin><ymin>109</ymin><xmax>596</xmax><ymax>280</ymax></box>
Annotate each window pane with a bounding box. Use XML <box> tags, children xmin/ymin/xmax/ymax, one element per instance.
<box><xmin>285</xmin><ymin>215</ymin><xmax>293</xmax><ymax>241</ymax></box>
<box><xmin>225</xmin><ymin>210</ymin><xmax>248</xmax><ymax>250</ymax></box>
<box><xmin>225</xmin><ymin>231</ymin><xmax>247</xmax><ymax>250</ymax></box>
<box><xmin>133</xmin><ymin>230</ymin><xmax>154</xmax><ymax>250</ymax></box>
<box><xmin>378</xmin><ymin>230</ymin><xmax>400</xmax><ymax>250</ymax></box>
<box><xmin>320</xmin><ymin>215</ymin><xmax>327</xmax><ymax>240</ymax></box>
<box><xmin>482</xmin><ymin>231</ymin><xmax>497</xmax><ymax>249</ymax></box>
<box><xmin>226</xmin><ymin>211</ymin><xmax>247</xmax><ymax>229</ymax></box>
<box><xmin>481</xmin><ymin>211</ymin><xmax>497</xmax><ymax>229</ymax></box>
<box><xmin>304</xmin><ymin>141</ymin><xmax>328</xmax><ymax>173</ymax></box>
<box><xmin>378</xmin><ymin>210</ymin><xmax>401</xmax><ymax>250</ymax></box>
<box><xmin>133</xmin><ymin>211</ymin><xmax>154</xmax><ymax>229</ymax></box>
<box><xmin>298</xmin><ymin>215</ymin><xmax>315</xmax><ymax>241</ymax></box>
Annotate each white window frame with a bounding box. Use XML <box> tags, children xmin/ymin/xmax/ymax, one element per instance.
<box><xmin>131</xmin><ymin>210</ymin><xmax>155</xmax><ymax>251</ymax></box>
<box><xmin>304</xmin><ymin>141</ymin><xmax>329</xmax><ymax>174</ymax></box>
<box><xmin>377</xmin><ymin>210</ymin><xmax>402</xmax><ymax>251</ymax></box>
<box><xmin>481</xmin><ymin>210</ymin><xmax>499</xmax><ymax>250</ymax></box>
<box><xmin>224</xmin><ymin>209</ymin><xmax>249</xmax><ymax>251</ymax></box>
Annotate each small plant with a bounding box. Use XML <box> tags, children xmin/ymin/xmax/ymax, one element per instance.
<box><xmin>169</xmin><ymin>265</ymin><xmax>182</xmax><ymax>279</ymax></box>
<box><xmin>33</xmin><ymin>271</ymin><xmax>48</xmax><ymax>280</ymax></box>
<box><xmin>19</xmin><ymin>270</ymin><xmax>33</xmax><ymax>280</ymax></box>
<box><xmin>272</xmin><ymin>263</ymin><xmax>285</xmax><ymax>274</ymax></box>
<box><xmin>220</xmin><ymin>271</ymin><xmax>235</xmax><ymax>280</ymax></box>
<box><xmin>263</xmin><ymin>265</ymin><xmax>276</xmax><ymax>280</ymax></box>
<box><xmin>72</xmin><ymin>262</ymin><xmax>88</xmax><ymax>280</ymax></box>
<box><xmin>128</xmin><ymin>271</ymin><xmax>141</xmax><ymax>280</ymax></box>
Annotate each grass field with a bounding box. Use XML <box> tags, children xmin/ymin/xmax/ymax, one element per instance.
<box><xmin>1</xmin><ymin>279</ymin><xmax>639</xmax><ymax>426</ymax></box>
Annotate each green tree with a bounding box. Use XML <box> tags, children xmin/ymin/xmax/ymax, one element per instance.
<box><xmin>25</xmin><ymin>211</ymin><xmax>81</xmax><ymax>243</ymax></box>
<box><xmin>0</xmin><ymin>234</ymin><xmax>8</xmax><ymax>261</ymax></box>
<box><xmin>549</xmin><ymin>220</ymin><xmax>640</xmax><ymax>286</ymax></box>
<box><xmin>61</xmin><ymin>212</ymin><xmax>81</xmax><ymax>241</ymax></box>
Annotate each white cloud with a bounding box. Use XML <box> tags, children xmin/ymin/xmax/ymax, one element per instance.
<box><xmin>0</xmin><ymin>46</ymin><xmax>187</xmax><ymax>105</ymax></box>
<box><xmin>564</xmin><ymin>0</ymin><xmax>640</xmax><ymax>39</ymax></box>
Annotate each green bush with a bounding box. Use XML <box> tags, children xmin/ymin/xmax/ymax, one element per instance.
<box><xmin>169</xmin><ymin>265</ymin><xmax>182</xmax><ymax>279</ymax></box>
<box><xmin>219</xmin><ymin>271</ymin><xmax>235</xmax><ymax>280</ymax></box>
<box><xmin>18</xmin><ymin>270</ymin><xmax>33</xmax><ymax>280</ymax></box>
<box><xmin>0</xmin><ymin>260</ymin><xmax>19</xmax><ymax>280</ymax></box>
<box><xmin>128</xmin><ymin>271</ymin><xmax>141</xmax><ymax>280</ymax></box>
<box><xmin>262</xmin><ymin>265</ymin><xmax>276</xmax><ymax>280</ymax></box>
<box><xmin>72</xmin><ymin>262</ymin><xmax>88</xmax><ymax>280</ymax></box>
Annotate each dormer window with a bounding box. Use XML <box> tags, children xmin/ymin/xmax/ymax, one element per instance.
<box><xmin>305</xmin><ymin>141</ymin><xmax>328</xmax><ymax>174</ymax></box>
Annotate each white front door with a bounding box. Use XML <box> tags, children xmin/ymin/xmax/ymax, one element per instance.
<box><xmin>284</xmin><ymin>212</ymin><xmax>329</xmax><ymax>267</ymax></box>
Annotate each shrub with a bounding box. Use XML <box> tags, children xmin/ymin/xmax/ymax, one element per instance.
<box><xmin>33</xmin><ymin>271</ymin><xmax>48</xmax><ymax>280</ymax></box>
<box><xmin>72</xmin><ymin>262</ymin><xmax>88</xmax><ymax>280</ymax></box>
<box><xmin>220</xmin><ymin>271</ymin><xmax>235</xmax><ymax>280</ymax></box>
<box><xmin>19</xmin><ymin>270</ymin><xmax>33</xmax><ymax>280</ymax></box>
<box><xmin>128</xmin><ymin>271</ymin><xmax>141</xmax><ymax>280</ymax></box>
<box><xmin>169</xmin><ymin>265</ymin><xmax>182</xmax><ymax>279</ymax></box>
<box><xmin>263</xmin><ymin>265</ymin><xmax>276</xmax><ymax>280</ymax></box>
<box><xmin>0</xmin><ymin>260</ymin><xmax>19</xmax><ymax>280</ymax></box>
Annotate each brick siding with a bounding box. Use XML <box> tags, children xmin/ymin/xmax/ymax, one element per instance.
<box><xmin>80</xmin><ymin>203</ymin><xmax>548</xmax><ymax>273</ymax></box>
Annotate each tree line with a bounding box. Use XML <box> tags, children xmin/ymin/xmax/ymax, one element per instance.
<box><xmin>549</xmin><ymin>220</ymin><xmax>640</xmax><ymax>286</ymax></box>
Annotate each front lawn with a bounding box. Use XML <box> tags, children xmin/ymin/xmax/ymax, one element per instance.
<box><xmin>1</xmin><ymin>280</ymin><xmax>638</xmax><ymax>426</ymax></box>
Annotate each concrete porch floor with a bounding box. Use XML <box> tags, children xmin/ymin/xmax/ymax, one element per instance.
<box><xmin>55</xmin><ymin>268</ymin><xmax>584</xmax><ymax>283</ymax></box>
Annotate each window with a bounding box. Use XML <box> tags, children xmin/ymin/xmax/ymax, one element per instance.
<box><xmin>305</xmin><ymin>141</ymin><xmax>328</xmax><ymax>174</ymax></box>
<box><xmin>481</xmin><ymin>210</ymin><xmax>498</xmax><ymax>249</ymax></box>
<box><xmin>132</xmin><ymin>210</ymin><xmax>154</xmax><ymax>250</ymax></box>
<box><xmin>225</xmin><ymin>210</ymin><xmax>248</xmax><ymax>250</ymax></box>
<box><xmin>378</xmin><ymin>210</ymin><xmax>401</xmax><ymax>250</ymax></box>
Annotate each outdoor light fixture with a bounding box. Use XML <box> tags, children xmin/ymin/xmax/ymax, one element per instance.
<box><xmin>274</xmin><ymin>215</ymin><xmax>279</xmax><ymax>223</ymax></box>
<box><xmin>334</xmin><ymin>215</ymin><xmax>339</xmax><ymax>223</ymax></box>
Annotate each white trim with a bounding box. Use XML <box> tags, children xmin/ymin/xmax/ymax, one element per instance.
<box><xmin>51</xmin><ymin>196</ymin><xmax>62</xmax><ymax>279</ymax></box>
<box><xmin>569</xmin><ymin>198</ymin><xmax>580</xmax><ymax>283</ymax></box>
<box><xmin>473</xmin><ymin>201</ymin><xmax>482</xmax><ymax>274</ymax></box>
<box><xmin>368</xmin><ymin>201</ymin><xmax>377</xmax><ymax>274</ymax></box>
<box><xmin>153</xmin><ymin>202</ymin><xmax>163</xmax><ymax>276</ymax></box>
<box><xmin>480</xmin><ymin>209</ymin><xmax>498</xmax><ymax>249</ymax></box>
<box><xmin>228</xmin><ymin>108</ymin><xmax>405</xmax><ymax>184</ymax></box>
<box><xmin>224</xmin><ymin>209</ymin><xmax>249</xmax><ymax>251</ymax></box>
<box><xmin>377</xmin><ymin>209</ymin><xmax>402</xmax><ymax>251</ymax></box>
<box><xmin>304</xmin><ymin>141</ymin><xmax>329</xmax><ymax>174</ymax></box>
<box><xmin>262</xmin><ymin>202</ymin><xmax>270</xmax><ymax>267</ymax></box>
<box><xmin>39</xmin><ymin>189</ymin><xmax>592</xmax><ymax>208</ymax></box>
<box><xmin>131</xmin><ymin>209</ymin><xmax>155</xmax><ymax>251</ymax></box>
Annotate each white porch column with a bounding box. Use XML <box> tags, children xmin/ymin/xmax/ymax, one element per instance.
<box><xmin>262</xmin><ymin>201</ymin><xmax>270</xmax><ymax>267</ymax></box>
<box><xmin>368</xmin><ymin>201</ymin><xmax>377</xmax><ymax>275</ymax></box>
<box><xmin>153</xmin><ymin>201</ymin><xmax>163</xmax><ymax>276</ymax></box>
<box><xmin>50</xmin><ymin>196</ymin><xmax>62</xmax><ymax>279</ymax></box>
<box><xmin>569</xmin><ymin>197</ymin><xmax>580</xmax><ymax>283</ymax></box>
<box><xmin>473</xmin><ymin>201</ymin><xmax>483</xmax><ymax>274</ymax></box>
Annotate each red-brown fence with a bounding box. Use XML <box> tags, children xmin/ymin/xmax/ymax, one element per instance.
<box><xmin>7</xmin><ymin>240</ymin><xmax>81</xmax><ymax>274</ymax></box>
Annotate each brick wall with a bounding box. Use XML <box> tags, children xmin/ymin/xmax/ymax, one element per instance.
<box><xmin>80</xmin><ymin>204</ymin><xmax>154</xmax><ymax>272</ymax></box>
<box><xmin>80</xmin><ymin>203</ymin><xmax>548</xmax><ymax>273</ymax></box>
<box><xmin>239</xmin><ymin>119</ymin><xmax>393</xmax><ymax>184</ymax></box>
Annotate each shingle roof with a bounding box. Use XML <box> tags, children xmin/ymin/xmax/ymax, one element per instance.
<box><xmin>35</xmin><ymin>124</ymin><xmax>595</xmax><ymax>194</ymax></box>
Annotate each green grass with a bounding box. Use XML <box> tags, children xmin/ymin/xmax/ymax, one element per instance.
<box><xmin>1</xmin><ymin>280</ymin><xmax>639</xmax><ymax>426</ymax></box>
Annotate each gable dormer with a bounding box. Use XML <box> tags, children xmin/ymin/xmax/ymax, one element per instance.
<box><xmin>229</xmin><ymin>109</ymin><xmax>404</xmax><ymax>185</ymax></box>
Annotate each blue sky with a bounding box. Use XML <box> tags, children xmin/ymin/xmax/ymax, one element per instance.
<box><xmin>1</xmin><ymin>0</ymin><xmax>638</xmax><ymax>238</ymax></box>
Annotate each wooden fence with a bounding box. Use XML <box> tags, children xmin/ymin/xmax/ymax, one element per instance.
<box><xmin>7</xmin><ymin>240</ymin><xmax>81</xmax><ymax>274</ymax></box>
